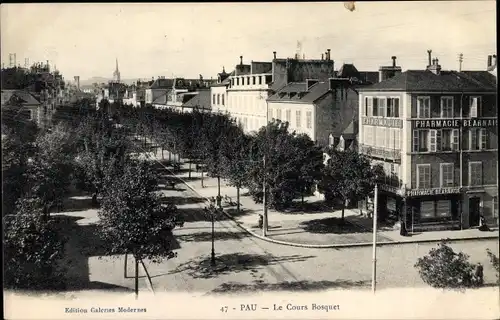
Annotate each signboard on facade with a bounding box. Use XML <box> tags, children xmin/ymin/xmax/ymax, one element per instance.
<box><xmin>362</xmin><ymin>117</ymin><xmax>403</xmax><ymax>128</ymax></box>
<box><xmin>406</xmin><ymin>187</ymin><xmax>461</xmax><ymax>197</ymax></box>
<box><xmin>379</xmin><ymin>184</ymin><xmax>405</xmax><ymax>196</ymax></box>
<box><xmin>413</xmin><ymin>118</ymin><xmax>497</xmax><ymax>129</ymax></box>
<box><xmin>462</xmin><ymin>118</ymin><xmax>498</xmax><ymax>128</ymax></box>
<box><xmin>359</xmin><ymin>145</ymin><xmax>401</xmax><ymax>160</ymax></box>
<box><xmin>413</xmin><ymin>119</ymin><xmax>460</xmax><ymax>129</ymax></box>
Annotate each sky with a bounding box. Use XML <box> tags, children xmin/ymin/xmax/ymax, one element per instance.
<box><xmin>1</xmin><ymin>1</ymin><xmax>496</xmax><ymax>81</ymax></box>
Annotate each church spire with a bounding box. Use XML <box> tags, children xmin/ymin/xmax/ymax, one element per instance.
<box><xmin>113</xmin><ymin>57</ymin><xmax>121</xmax><ymax>82</ymax></box>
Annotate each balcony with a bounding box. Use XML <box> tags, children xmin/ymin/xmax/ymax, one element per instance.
<box><xmin>359</xmin><ymin>144</ymin><xmax>401</xmax><ymax>161</ymax></box>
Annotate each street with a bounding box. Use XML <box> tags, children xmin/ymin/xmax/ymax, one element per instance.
<box><xmin>80</xmin><ymin>180</ymin><xmax>499</xmax><ymax>295</ymax></box>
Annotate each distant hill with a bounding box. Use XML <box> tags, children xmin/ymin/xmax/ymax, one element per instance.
<box><xmin>79</xmin><ymin>77</ymin><xmax>139</xmax><ymax>86</ymax></box>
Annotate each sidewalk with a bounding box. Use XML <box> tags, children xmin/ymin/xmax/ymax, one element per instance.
<box><xmin>138</xmin><ymin>141</ymin><xmax>499</xmax><ymax>248</ymax></box>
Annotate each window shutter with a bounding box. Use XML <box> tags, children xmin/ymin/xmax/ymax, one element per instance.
<box><xmin>373</xmin><ymin>98</ymin><xmax>378</xmax><ymax>116</ymax></box>
<box><xmin>451</xmin><ymin>129</ymin><xmax>459</xmax><ymax>150</ymax></box>
<box><xmin>480</xmin><ymin>128</ymin><xmax>488</xmax><ymax>150</ymax></box>
<box><xmin>470</xmin><ymin>97</ymin><xmax>478</xmax><ymax>117</ymax></box>
<box><xmin>429</xmin><ymin>129</ymin><xmax>437</xmax><ymax>152</ymax></box>
<box><xmin>413</xmin><ymin>130</ymin><xmax>419</xmax><ymax>152</ymax></box>
<box><xmin>436</xmin><ymin>130</ymin><xmax>442</xmax><ymax>151</ymax></box>
<box><xmin>365</xmin><ymin>97</ymin><xmax>368</xmax><ymax>116</ymax></box>
<box><xmin>394</xmin><ymin>98</ymin><xmax>400</xmax><ymax>117</ymax></box>
<box><xmin>387</xmin><ymin>98</ymin><xmax>392</xmax><ymax>117</ymax></box>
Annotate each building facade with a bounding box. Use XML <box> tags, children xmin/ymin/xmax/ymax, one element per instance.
<box><xmin>358</xmin><ymin>54</ymin><xmax>498</xmax><ymax>231</ymax></box>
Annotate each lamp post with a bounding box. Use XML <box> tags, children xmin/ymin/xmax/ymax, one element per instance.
<box><xmin>372</xmin><ymin>183</ymin><xmax>379</xmax><ymax>294</ymax></box>
<box><xmin>205</xmin><ymin>203</ymin><xmax>218</xmax><ymax>267</ymax></box>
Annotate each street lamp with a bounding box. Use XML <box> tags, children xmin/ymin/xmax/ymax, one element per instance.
<box><xmin>204</xmin><ymin>202</ymin><xmax>221</xmax><ymax>267</ymax></box>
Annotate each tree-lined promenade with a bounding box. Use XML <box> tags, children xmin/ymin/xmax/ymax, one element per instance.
<box><xmin>2</xmin><ymin>99</ymin><xmax>498</xmax><ymax>294</ymax></box>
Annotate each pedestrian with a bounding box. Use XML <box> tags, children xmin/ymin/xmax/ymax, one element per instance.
<box><xmin>400</xmin><ymin>219</ymin><xmax>409</xmax><ymax>237</ymax></box>
<box><xmin>258</xmin><ymin>214</ymin><xmax>263</xmax><ymax>229</ymax></box>
<box><xmin>474</xmin><ymin>263</ymin><xmax>484</xmax><ymax>286</ymax></box>
<box><xmin>479</xmin><ymin>215</ymin><xmax>490</xmax><ymax>231</ymax></box>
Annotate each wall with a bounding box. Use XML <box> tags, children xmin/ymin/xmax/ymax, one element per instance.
<box><xmin>266</xmin><ymin>101</ymin><xmax>314</xmax><ymax>139</ymax></box>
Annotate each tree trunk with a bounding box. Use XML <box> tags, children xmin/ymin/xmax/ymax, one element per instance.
<box><xmin>237</xmin><ymin>186</ymin><xmax>241</xmax><ymax>213</ymax></box>
<box><xmin>168</xmin><ymin>150</ymin><xmax>171</xmax><ymax>162</ymax></box>
<box><xmin>161</xmin><ymin>147</ymin><xmax>164</xmax><ymax>160</ymax></box>
<box><xmin>201</xmin><ymin>169</ymin><xmax>204</xmax><ymax>188</ymax></box>
<box><xmin>134</xmin><ymin>256</ymin><xmax>139</xmax><ymax>299</ymax></box>
<box><xmin>189</xmin><ymin>160</ymin><xmax>192</xmax><ymax>178</ymax></box>
<box><xmin>301</xmin><ymin>187</ymin><xmax>305</xmax><ymax>205</ymax></box>
<box><xmin>124</xmin><ymin>253</ymin><xmax>128</xmax><ymax>278</ymax></box>
<box><xmin>341</xmin><ymin>200</ymin><xmax>346</xmax><ymax>223</ymax></box>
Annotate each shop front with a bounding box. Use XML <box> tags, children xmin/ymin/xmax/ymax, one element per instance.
<box><xmin>403</xmin><ymin>187</ymin><xmax>462</xmax><ymax>232</ymax></box>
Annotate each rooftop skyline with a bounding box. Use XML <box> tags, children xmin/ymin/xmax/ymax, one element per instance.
<box><xmin>1</xmin><ymin>1</ymin><xmax>496</xmax><ymax>81</ymax></box>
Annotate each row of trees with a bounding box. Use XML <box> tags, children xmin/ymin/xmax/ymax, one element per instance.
<box><xmin>3</xmin><ymin>101</ymin><xmax>182</xmax><ymax>292</ymax></box>
<box><xmin>113</xmin><ymin>104</ymin><xmax>384</xmax><ymax>220</ymax></box>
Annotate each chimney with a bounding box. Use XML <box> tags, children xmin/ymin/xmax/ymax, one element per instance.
<box><xmin>488</xmin><ymin>55</ymin><xmax>492</xmax><ymax>67</ymax></box>
<box><xmin>306</xmin><ymin>79</ymin><xmax>319</xmax><ymax>90</ymax></box>
<box><xmin>428</xmin><ymin>56</ymin><xmax>442</xmax><ymax>75</ymax></box>
<box><xmin>427</xmin><ymin>50</ymin><xmax>432</xmax><ymax>67</ymax></box>
<box><xmin>273</xmin><ymin>51</ymin><xmax>277</xmax><ymax>59</ymax></box>
<box><xmin>327</xmin><ymin>49</ymin><xmax>331</xmax><ymax>61</ymax></box>
<box><xmin>199</xmin><ymin>74</ymin><xmax>203</xmax><ymax>81</ymax></box>
<box><xmin>392</xmin><ymin>56</ymin><xmax>397</xmax><ymax>67</ymax></box>
<box><xmin>379</xmin><ymin>56</ymin><xmax>402</xmax><ymax>82</ymax></box>
<box><xmin>321</xmin><ymin>53</ymin><xmax>324</xmax><ymax>60</ymax></box>
<box><xmin>240</xmin><ymin>56</ymin><xmax>243</xmax><ymax>65</ymax></box>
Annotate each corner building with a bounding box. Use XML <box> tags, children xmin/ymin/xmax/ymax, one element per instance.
<box><xmin>358</xmin><ymin>56</ymin><xmax>498</xmax><ymax>231</ymax></box>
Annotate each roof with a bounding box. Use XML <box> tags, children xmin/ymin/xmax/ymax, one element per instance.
<box><xmin>150</xmin><ymin>78</ymin><xmax>174</xmax><ymax>89</ymax></box>
<box><xmin>267</xmin><ymin>81</ymin><xmax>331</xmax><ymax>103</ymax></box>
<box><xmin>182</xmin><ymin>90</ymin><xmax>211</xmax><ymax>110</ymax></box>
<box><xmin>1</xmin><ymin>90</ymin><xmax>41</xmax><ymax>107</ymax></box>
<box><xmin>337</xmin><ymin>64</ymin><xmax>360</xmax><ymax>79</ymax></box>
<box><xmin>360</xmin><ymin>70</ymin><xmax>497</xmax><ymax>92</ymax></box>
<box><xmin>271</xmin><ymin>58</ymin><xmax>335</xmax><ymax>91</ymax></box>
<box><xmin>152</xmin><ymin>92</ymin><xmax>168</xmax><ymax>105</ymax></box>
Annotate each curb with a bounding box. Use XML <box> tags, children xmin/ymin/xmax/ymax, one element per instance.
<box><xmin>144</xmin><ymin>151</ymin><xmax>500</xmax><ymax>249</ymax></box>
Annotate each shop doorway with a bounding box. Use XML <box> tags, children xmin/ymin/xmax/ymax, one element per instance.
<box><xmin>469</xmin><ymin>197</ymin><xmax>481</xmax><ymax>227</ymax></box>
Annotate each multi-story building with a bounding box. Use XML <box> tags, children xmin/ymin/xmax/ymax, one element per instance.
<box><xmin>217</xmin><ymin>51</ymin><xmax>337</xmax><ymax>133</ymax></box>
<box><xmin>267</xmin><ymin>63</ymin><xmax>376</xmax><ymax>148</ymax></box>
<box><xmin>358</xmin><ymin>52</ymin><xmax>498</xmax><ymax>231</ymax></box>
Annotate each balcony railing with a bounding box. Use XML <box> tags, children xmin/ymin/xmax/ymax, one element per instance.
<box><xmin>359</xmin><ymin>144</ymin><xmax>401</xmax><ymax>161</ymax></box>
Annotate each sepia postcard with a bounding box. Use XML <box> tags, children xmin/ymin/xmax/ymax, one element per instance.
<box><xmin>1</xmin><ymin>1</ymin><xmax>499</xmax><ymax>319</ymax></box>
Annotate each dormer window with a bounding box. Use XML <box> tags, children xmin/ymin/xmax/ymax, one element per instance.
<box><xmin>279</xmin><ymin>92</ymin><xmax>286</xmax><ymax>98</ymax></box>
<box><xmin>289</xmin><ymin>92</ymin><xmax>297</xmax><ymax>98</ymax></box>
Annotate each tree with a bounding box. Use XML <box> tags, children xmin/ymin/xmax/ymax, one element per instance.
<box><xmin>98</xmin><ymin>159</ymin><xmax>183</xmax><ymax>297</ymax></box>
<box><xmin>4</xmin><ymin>197</ymin><xmax>66</xmax><ymax>289</ymax></box>
<box><xmin>245</xmin><ymin>121</ymin><xmax>323</xmax><ymax>210</ymax></box>
<box><xmin>317</xmin><ymin>148</ymin><xmax>382</xmax><ymax>221</ymax></box>
<box><xmin>26</xmin><ymin>126</ymin><xmax>76</xmax><ymax>219</ymax></box>
<box><xmin>414</xmin><ymin>240</ymin><xmax>479</xmax><ymax>290</ymax></box>
<box><xmin>219</xmin><ymin>125</ymin><xmax>249</xmax><ymax>212</ymax></box>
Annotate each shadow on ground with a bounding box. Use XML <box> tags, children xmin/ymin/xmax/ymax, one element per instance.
<box><xmin>175</xmin><ymin>230</ymin><xmax>250</xmax><ymax>243</ymax></box>
<box><xmin>52</xmin><ymin>215</ymin><xmax>180</xmax><ymax>291</ymax></box>
<box><xmin>300</xmin><ymin>217</ymin><xmax>369</xmax><ymax>234</ymax></box>
<box><xmin>159</xmin><ymin>196</ymin><xmax>206</xmax><ymax>206</ymax></box>
<box><xmin>346</xmin><ymin>215</ymin><xmax>395</xmax><ymax>231</ymax></box>
<box><xmin>176</xmin><ymin>207</ymin><xmax>251</xmax><ymax>223</ymax></box>
<box><xmin>208</xmin><ymin>279</ymin><xmax>370</xmax><ymax>294</ymax></box>
<box><xmin>169</xmin><ymin>253</ymin><xmax>315</xmax><ymax>279</ymax></box>
<box><xmin>55</xmin><ymin>196</ymin><xmax>97</xmax><ymax>213</ymax></box>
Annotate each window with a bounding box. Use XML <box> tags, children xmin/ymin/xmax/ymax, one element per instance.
<box><xmin>28</xmin><ymin>109</ymin><xmax>34</xmax><ymax>120</ymax></box>
<box><xmin>252</xmin><ymin>76</ymin><xmax>256</xmax><ymax>85</ymax></box>
<box><xmin>469</xmin><ymin>128</ymin><xmax>488</xmax><ymax>150</ymax></box>
<box><xmin>378</xmin><ymin>98</ymin><xmax>386</xmax><ymax>117</ymax></box>
<box><xmin>213</xmin><ymin>94</ymin><xmax>216</xmax><ymax>104</ymax></box>
<box><xmin>259</xmin><ymin>76</ymin><xmax>263</xmax><ymax>85</ymax></box>
<box><xmin>306</xmin><ymin>111</ymin><xmax>312</xmax><ymax>129</ymax></box>
<box><xmin>441</xmin><ymin>129</ymin><xmax>452</xmax><ymax>151</ymax></box>
<box><xmin>429</xmin><ymin>129</ymin><xmax>438</xmax><ymax>152</ymax></box>
<box><xmin>222</xmin><ymin>94</ymin><xmax>225</xmax><ymax>106</ymax></box>
<box><xmin>469</xmin><ymin>161</ymin><xmax>482</xmax><ymax>186</ymax></box>
<box><xmin>436</xmin><ymin>200</ymin><xmax>452</xmax><ymax>217</ymax></box>
<box><xmin>296</xmin><ymin>110</ymin><xmax>302</xmax><ymax>128</ymax></box>
<box><xmin>469</xmin><ymin>96</ymin><xmax>481</xmax><ymax>117</ymax></box>
<box><xmin>365</xmin><ymin>97</ymin><xmax>373</xmax><ymax>116</ymax></box>
<box><xmin>387</xmin><ymin>98</ymin><xmax>400</xmax><ymax>117</ymax></box>
<box><xmin>364</xmin><ymin>126</ymin><xmax>373</xmax><ymax>145</ymax></box>
<box><xmin>376</xmin><ymin>127</ymin><xmax>385</xmax><ymax>147</ymax></box>
<box><xmin>417</xmin><ymin>97</ymin><xmax>430</xmax><ymax>118</ymax></box>
<box><xmin>384</xmin><ymin>128</ymin><xmax>391</xmax><ymax>148</ymax></box>
<box><xmin>217</xmin><ymin>94</ymin><xmax>220</xmax><ymax>105</ymax></box>
<box><xmin>393</xmin><ymin>128</ymin><xmax>401</xmax><ymax>149</ymax></box>
<box><xmin>417</xmin><ymin>164</ymin><xmax>431</xmax><ymax>189</ymax></box>
<box><xmin>420</xmin><ymin>201</ymin><xmax>435</xmax><ymax>219</ymax></box>
<box><xmin>413</xmin><ymin>130</ymin><xmax>429</xmax><ymax>152</ymax></box>
<box><xmin>440</xmin><ymin>163</ymin><xmax>454</xmax><ymax>187</ymax></box>
<box><xmin>440</xmin><ymin>97</ymin><xmax>454</xmax><ymax>118</ymax></box>
<box><xmin>268</xmin><ymin>108</ymin><xmax>273</xmax><ymax>121</ymax></box>
<box><xmin>236</xmin><ymin>78</ymin><xmax>240</xmax><ymax>85</ymax></box>
<box><xmin>372</xmin><ymin>98</ymin><xmax>378</xmax><ymax>116</ymax></box>
<box><xmin>285</xmin><ymin>109</ymin><xmax>291</xmax><ymax>122</ymax></box>
<box><xmin>276</xmin><ymin>109</ymin><xmax>282</xmax><ymax>120</ymax></box>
